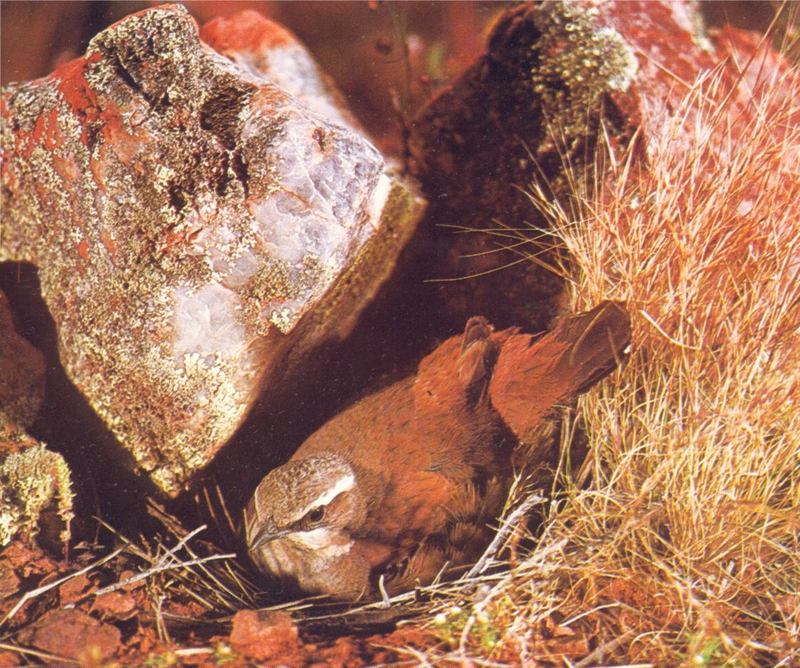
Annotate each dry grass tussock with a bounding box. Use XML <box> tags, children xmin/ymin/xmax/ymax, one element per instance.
<box><xmin>427</xmin><ymin>38</ymin><xmax>800</xmax><ymax>668</ymax></box>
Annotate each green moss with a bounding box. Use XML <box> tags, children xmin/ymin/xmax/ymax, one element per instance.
<box><xmin>531</xmin><ymin>1</ymin><xmax>638</xmax><ymax>137</ymax></box>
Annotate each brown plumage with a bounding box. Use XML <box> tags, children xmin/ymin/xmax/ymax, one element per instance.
<box><xmin>244</xmin><ymin>301</ymin><xmax>631</xmax><ymax>600</ymax></box>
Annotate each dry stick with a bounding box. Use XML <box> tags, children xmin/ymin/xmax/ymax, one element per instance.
<box><xmin>199</xmin><ymin>483</ymin><xmax>239</xmax><ymax>548</ymax></box>
<box><xmin>93</xmin><ymin>553</ymin><xmax>236</xmax><ymax>598</ymax></box>
<box><xmin>174</xmin><ymin>647</ymin><xmax>214</xmax><ymax>658</ymax></box>
<box><xmin>179</xmin><ymin>542</ymin><xmax>249</xmax><ymax>608</ymax></box>
<box><xmin>146</xmin><ymin>500</ymin><xmax>251</xmax><ymax>605</ymax></box>
<box><xmin>573</xmin><ymin>629</ymin><xmax>638</xmax><ymax>668</ymax></box>
<box><xmin>69</xmin><ymin>525</ymin><xmax>234</xmax><ymax>602</ymax></box>
<box><xmin>153</xmin><ymin>593</ymin><xmax>170</xmax><ymax>644</ymax></box>
<box><xmin>456</xmin><ymin>494</ymin><xmax>546</xmax><ymax>655</ymax></box>
<box><xmin>214</xmin><ymin>482</ymin><xmax>238</xmax><ymax>538</ymax></box>
<box><xmin>1</xmin><ymin>545</ymin><xmax>125</xmax><ymax>626</ymax></box>
<box><xmin>136</xmin><ymin>524</ymin><xmax>204</xmax><ymax>567</ymax></box>
<box><xmin>222</xmin><ymin>560</ymin><xmax>256</xmax><ymax>602</ymax></box>
<box><xmin>146</xmin><ymin>503</ymin><xmax>196</xmax><ymax>543</ymax></box>
<box><xmin>465</xmin><ymin>493</ymin><xmax>545</xmax><ymax>580</ymax></box>
<box><xmin>0</xmin><ymin>642</ymin><xmax>79</xmax><ymax>665</ymax></box>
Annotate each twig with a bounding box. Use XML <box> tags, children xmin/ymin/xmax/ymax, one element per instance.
<box><xmin>456</xmin><ymin>494</ymin><xmax>545</xmax><ymax>654</ymax></box>
<box><xmin>1</xmin><ymin>546</ymin><xmax>125</xmax><ymax>626</ymax></box>
<box><xmin>465</xmin><ymin>493</ymin><xmax>545</xmax><ymax>579</ymax></box>
<box><xmin>377</xmin><ymin>574</ymin><xmax>392</xmax><ymax>609</ymax></box>
<box><xmin>153</xmin><ymin>594</ymin><xmax>170</xmax><ymax>644</ymax></box>
<box><xmin>91</xmin><ymin>553</ymin><xmax>235</xmax><ymax>598</ymax></box>
<box><xmin>0</xmin><ymin>642</ymin><xmax>79</xmax><ymax>665</ymax></box>
<box><xmin>153</xmin><ymin>524</ymin><xmax>208</xmax><ymax>565</ymax></box>
<box><xmin>174</xmin><ymin>647</ymin><xmax>213</xmax><ymax>657</ymax></box>
<box><xmin>573</xmin><ymin>629</ymin><xmax>638</xmax><ymax>668</ymax></box>
<box><xmin>639</xmin><ymin>309</ymin><xmax>701</xmax><ymax>350</ymax></box>
<box><xmin>179</xmin><ymin>541</ymin><xmax>250</xmax><ymax>608</ymax></box>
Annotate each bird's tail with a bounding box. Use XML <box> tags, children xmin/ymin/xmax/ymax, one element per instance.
<box><xmin>488</xmin><ymin>301</ymin><xmax>631</xmax><ymax>446</ymax></box>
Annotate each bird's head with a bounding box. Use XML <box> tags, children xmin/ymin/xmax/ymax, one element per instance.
<box><xmin>244</xmin><ymin>451</ymin><xmax>370</xmax><ymax>598</ymax></box>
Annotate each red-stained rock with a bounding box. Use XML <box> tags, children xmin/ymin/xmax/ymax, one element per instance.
<box><xmin>92</xmin><ymin>590</ymin><xmax>137</xmax><ymax>620</ymax></box>
<box><xmin>1</xmin><ymin>5</ymin><xmax>423</xmax><ymax>496</ymax></box>
<box><xmin>229</xmin><ymin>609</ymin><xmax>299</xmax><ymax>661</ymax></box>
<box><xmin>2</xmin><ymin>545</ymin><xmax>61</xmax><ymax>626</ymax></box>
<box><xmin>595</xmin><ymin>1</ymin><xmax>797</xmax><ymax>151</ymax></box>
<box><xmin>17</xmin><ymin>608</ymin><xmax>121</xmax><ymax>660</ymax></box>
<box><xmin>0</xmin><ymin>540</ymin><xmax>54</xmax><ymax>576</ymax></box>
<box><xmin>408</xmin><ymin>0</ymin><xmax>795</xmax><ymax>333</ymax></box>
<box><xmin>0</xmin><ymin>559</ymin><xmax>20</xmax><ymax>601</ymax></box>
<box><xmin>0</xmin><ymin>651</ymin><xmax>19</xmax><ymax>668</ymax></box>
<box><xmin>58</xmin><ymin>572</ymin><xmax>91</xmax><ymax>606</ymax></box>
<box><xmin>201</xmin><ymin>10</ymin><xmax>361</xmax><ymax>133</ymax></box>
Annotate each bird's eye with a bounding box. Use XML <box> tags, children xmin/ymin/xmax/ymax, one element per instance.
<box><xmin>307</xmin><ymin>507</ymin><xmax>325</xmax><ymax>523</ymax></box>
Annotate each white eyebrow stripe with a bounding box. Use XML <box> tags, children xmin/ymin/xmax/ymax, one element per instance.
<box><xmin>293</xmin><ymin>472</ymin><xmax>355</xmax><ymax>521</ymax></box>
<box><xmin>290</xmin><ymin>528</ymin><xmax>353</xmax><ymax>557</ymax></box>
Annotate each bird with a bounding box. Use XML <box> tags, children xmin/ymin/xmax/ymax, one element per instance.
<box><xmin>243</xmin><ymin>301</ymin><xmax>631</xmax><ymax>601</ymax></box>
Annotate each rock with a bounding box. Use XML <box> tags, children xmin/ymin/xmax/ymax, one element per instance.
<box><xmin>58</xmin><ymin>572</ymin><xmax>91</xmax><ymax>605</ymax></box>
<box><xmin>0</xmin><ymin>5</ymin><xmax>424</xmax><ymax>496</ymax></box>
<box><xmin>0</xmin><ymin>542</ymin><xmax>58</xmax><ymax>624</ymax></box>
<box><xmin>229</xmin><ymin>609</ymin><xmax>299</xmax><ymax>661</ymax></box>
<box><xmin>0</xmin><ymin>289</ymin><xmax>45</xmax><ymax>430</ymax></box>
<box><xmin>0</xmin><ymin>290</ymin><xmax>73</xmax><ymax>547</ymax></box>
<box><xmin>0</xmin><ymin>558</ymin><xmax>20</xmax><ymax>601</ymax></box>
<box><xmin>17</xmin><ymin>608</ymin><xmax>121</xmax><ymax>661</ymax></box>
<box><xmin>0</xmin><ymin>540</ymin><xmax>55</xmax><ymax>578</ymax></box>
<box><xmin>0</xmin><ymin>430</ymin><xmax>74</xmax><ymax>547</ymax></box>
<box><xmin>408</xmin><ymin>0</ymin><xmax>790</xmax><ymax>332</ymax></box>
<box><xmin>92</xmin><ymin>590</ymin><xmax>137</xmax><ymax>620</ymax></box>
<box><xmin>0</xmin><ymin>652</ymin><xmax>18</xmax><ymax>668</ymax></box>
<box><xmin>410</xmin><ymin>1</ymin><xmax>623</xmax><ymax>333</ymax></box>
<box><xmin>200</xmin><ymin>10</ymin><xmax>361</xmax><ymax>134</ymax></box>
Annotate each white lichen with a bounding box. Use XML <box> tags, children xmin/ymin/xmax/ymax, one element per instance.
<box><xmin>0</xmin><ymin>437</ymin><xmax>74</xmax><ymax>546</ymax></box>
<box><xmin>531</xmin><ymin>1</ymin><xmax>639</xmax><ymax>137</ymax></box>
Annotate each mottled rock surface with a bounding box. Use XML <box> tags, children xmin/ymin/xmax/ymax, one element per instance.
<box><xmin>408</xmin><ymin>0</ymin><xmax>787</xmax><ymax>333</ymax></box>
<box><xmin>200</xmin><ymin>10</ymin><xmax>361</xmax><ymax>134</ymax></box>
<box><xmin>230</xmin><ymin>609</ymin><xmax>299</xmax><ymax>662</ymax></box>
<box><xmin>0</xmin><ymin>5</ymin><xmax>423</xmax><ymax>495</ymax></box>
<box><xmin>17</xmin><ymin>608</ymin><xmax>121</xmax><ymax>661</ymax></box>
<box><xmin>0</xmin><ymin>290</ymin><xmax>72</xmax><ymax>547</ymax></box>
<box><xmin>0</xmin><ymin>430</ymin><xmax>73</xmax><ymax>547</ymax></box>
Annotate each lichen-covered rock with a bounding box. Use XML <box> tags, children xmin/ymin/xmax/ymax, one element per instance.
<box><xmin>200</xmin><ymin>10</ymin><xmax>361</xmax><ymax>134</ymax></box>
<box><xmin>528</xmin><ymin>2</ymin><xmax>638</xmax><ymax>141</ymax></box>
<box><xmin>0</xmin><ymin>289</ymin><xmax>45</xmax><ymax>430</ymax></box>
<box><xmin>0</xmin><ymin>430</ymin><xmax>73</xmax><ymax>547</ymax></box>
<box><xmin>0</xmin><ymin>5</ymin><xmax>423</xmax><ymax>495</ymax></box>
<box><xmin>0</xmin><ymin>290</ymin><xmax>69</xmax><ymax>547</ymax></box>
<box><xmin>408</xmin><ymin>0</ymin><xmax>785</xmax><ymax>333</ymax></box>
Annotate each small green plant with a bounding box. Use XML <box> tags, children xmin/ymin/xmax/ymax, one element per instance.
<box><xmin>212</xmin><ymin>642</ymin><xmax>237</xmax><ymax>665</ymax></box>
<box><xmin>144</xmin><ymin>651</ymin><xmax>178</xmax><ymax>668</ymax></box>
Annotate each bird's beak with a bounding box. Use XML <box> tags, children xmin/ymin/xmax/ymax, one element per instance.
<box><xmin>250</xmin><ymin>524</ymin><xmax>290</xmax><ymax>552</ymax></box>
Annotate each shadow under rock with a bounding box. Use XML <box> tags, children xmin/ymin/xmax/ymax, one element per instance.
<box><xmin>0</xmin><ymin>262</ymin><xmax>160</xmax><ymax>540</ymax></box>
